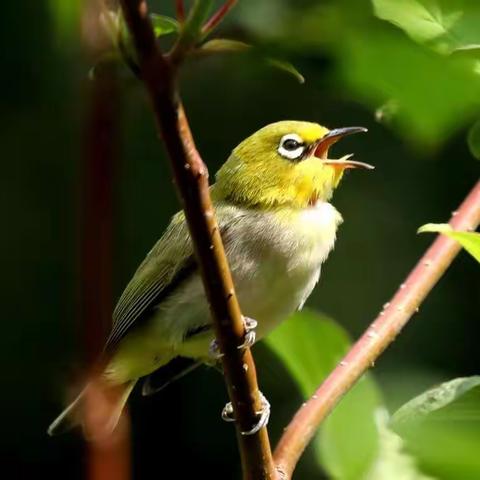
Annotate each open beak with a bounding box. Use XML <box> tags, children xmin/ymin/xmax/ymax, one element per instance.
<box><xmin>314</xmin><ymin>126</ymin><xmax>374</xmax><ymax>170</ymax></box>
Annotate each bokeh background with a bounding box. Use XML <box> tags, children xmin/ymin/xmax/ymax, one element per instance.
<box><xmin>2</xmin><ymin>0</ymin><xmax>479</xmax><ymax>479</ymax></box>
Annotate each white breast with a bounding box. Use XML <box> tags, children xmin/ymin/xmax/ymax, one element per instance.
<box><xmin>155</xmin><ymin>202</ymin><xmax>342</xmax><ymax>359</ymax></box>
<box><xmin>230</xmin><ymin>202</ymin><xmax>343</xmax><ymax>338</ymax></box>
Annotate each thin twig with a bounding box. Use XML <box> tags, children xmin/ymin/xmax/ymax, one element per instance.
<box><xmin>119</xmin><ymin>1</ymin><xmax>276</xmax><ymax>478</ymax></box>
<box><xmin>169</xmin><ymin>0</ymin><xmax>212</xmax><ymax>66</ymax></box>
<box><xmin>203</xmin><ymin>0</ymin><xmax>238</xmax><ymax>34</ymax></box>
<box><xmin>274</xmin><ymin>180</ymin><xmax>480</xmax><ymax>479</ymax></box>
<box><xmin>176</xmin><ymin>0</ymin><xmax>185</xmax><ymax>22</ymax></box>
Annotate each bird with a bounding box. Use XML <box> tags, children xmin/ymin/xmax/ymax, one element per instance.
<box><xmin>48</xmin><ymin>120</ymin><xmax>373</xmax><ymax>438</ymax></box>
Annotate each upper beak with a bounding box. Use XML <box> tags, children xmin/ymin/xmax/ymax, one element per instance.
<box><xmin>314</xmin><ymin>126</ymin><xmax>374</xmax><ymax>170</ymax></box>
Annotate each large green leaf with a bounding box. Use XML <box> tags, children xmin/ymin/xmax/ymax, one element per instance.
<box><xmin>391</xmin><ymin>377</ymin><xmax>480</xmax><ymax>479</ymax></box>
<box><xmin>266</xmin><ymin>310</ymin><xmax>381</xmax><ymax>479</ymax></box>
<box><xmin>372</xmin><ymin>0</ymin><xmax>480</xmax><ymax>54</ymax></box>
<box><xmin>338</xmin><ymin>30</ymin><xmax>480</xmax><ymax>146</ymax></box>
<box><xmin>418</xmin><ymin>223</ymin><xmax>480</xmax><ymax>263</ymax></box>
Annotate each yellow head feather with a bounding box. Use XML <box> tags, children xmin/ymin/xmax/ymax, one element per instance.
<box><xmin>212</xmin><ymin>121</ymin><xmax>347</xmax><ymax>209</ymax></box>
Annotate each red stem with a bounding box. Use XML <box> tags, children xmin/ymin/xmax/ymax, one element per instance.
<box><xmin>274</xmin><ymin>180</ymin><xmax>480</xmax><ymax>479</ymax></box>
<box><xmin>176</xmin><ymin>0</ymin><xmax>185</xmax><ymax>22</ymax></box>
<box><xmin>81</xmin><ymin>1</ymin><xmax>131</xmax><ymax>478</ymax></box>
<box><xmin>202</xmin><ymin>0</ymin><xmax>238</xmax><ymax>34</ymax></box>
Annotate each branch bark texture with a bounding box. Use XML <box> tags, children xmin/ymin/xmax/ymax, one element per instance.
<box><xmin>118</xmin><ymin>1</ymin><xmax>276</xmax><ymax>479</ymax></box>
<box><xmin>274</xmin><ymin>180</ymin><xmax>480</xmax><ymax>479</ymax></box>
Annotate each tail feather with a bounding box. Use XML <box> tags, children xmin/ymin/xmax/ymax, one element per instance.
<box><xmin>142</xmin><ymin>357</ymin><xmax>201</xmax><ymax>397</ymax></box>
<box><xmin>48</xmin><ymin>378</ymin><xmax>136</xmax><ymax>439</ymax></box>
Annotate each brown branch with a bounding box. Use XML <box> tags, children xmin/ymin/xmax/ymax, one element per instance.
<box><xmin>203</xmin><ymin>0</ymin><xmax>238</xmax><ymax>34</ymax></box>
<box><xmin>273</xmin><ymin>180</ymin><xmax>480</xmax><ymax>479</ymax></box>
<box><xmin>118</xmin><ymin>1</ymin><xmax>276</xmax><ymax>478</ymax></box>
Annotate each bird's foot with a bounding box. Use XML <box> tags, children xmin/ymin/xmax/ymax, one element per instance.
<box><xmin>208</xmin><ymin>338</ymin><xmax>224</xmax><ymax>360</ymax></box>
<box><xmin>221</xmin><ymin>391</ymin><xmax>271</xmax><ymax>436</ymax></box>
<box><xmin>208</xmin><ymin>316</ymin><xmax>258</xmax><ymax>360</ymax></box>
<box><xmin>237</xmin><ymin>316</ymin><xmax>257</xmax><ymax>350</ymax></box>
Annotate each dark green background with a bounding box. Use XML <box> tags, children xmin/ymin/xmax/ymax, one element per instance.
<box><xmin>2</xmin><ymin>1</ymin><xmax>478</xmax><ymax>478</ymax></box>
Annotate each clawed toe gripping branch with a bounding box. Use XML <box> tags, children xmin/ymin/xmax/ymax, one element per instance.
<box><xmin>118</xmin><ymin>1</ymin><xmax>480</xmax><ymax>479</ymax></box>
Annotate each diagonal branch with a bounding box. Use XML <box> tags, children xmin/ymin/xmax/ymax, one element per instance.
<box><xmin>274</xmin><ymin>180</ymin><xmax>480</xmax><ymax>479</ymax></box>
<box><xmin>118</xmin><ymin>1</ymin><xmax>276</xmax><ymax>478</ymax></box>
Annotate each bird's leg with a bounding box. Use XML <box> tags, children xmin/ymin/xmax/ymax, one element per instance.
<box><xmin>221</xmin><ymin>391</ymin><xmax>271</xmax><ymax>436</ymax></box>
<box><xmin>208</xmin><ymin>316</ymin><xmax>258</xmax><ymax>360</ymax></box>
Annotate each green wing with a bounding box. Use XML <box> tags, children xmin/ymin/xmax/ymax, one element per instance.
<box><xmin>105</xmin><ymin>204</ymin><xmax>247</xmax><ymax>352</ymax></box>
<box><xmin>105</xmin><ymin>211</ymin><xmax>194</xmax><ymax>351</ymax></box>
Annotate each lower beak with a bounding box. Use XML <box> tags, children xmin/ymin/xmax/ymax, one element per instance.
<box><xmin>321</xmin><ymin>154</ymin><xmax>375</xmax><ymax>170</ymax></box>
<box><xmin>314</xmin><ymin>126</ymin><xmax>374</xmax><ymax>170</ymax></box>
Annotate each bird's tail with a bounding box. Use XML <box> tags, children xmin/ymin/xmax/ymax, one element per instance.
<box><xmin>48</xmin><ymin>377</ymin><xmax>136</xmax><ymax>439</ymax></box>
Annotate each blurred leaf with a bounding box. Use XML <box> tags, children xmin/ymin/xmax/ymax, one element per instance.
<box><xmin>266</xmin><ymin>310</ymin><xmax>381</xmax><ymax>479</ymax></box>
<box><xmin>339</xmin><ymin>30</ymin><xmax>480</xmax><ymax>146</ymax></box>
<box><xmin>366</xmin><ymin>410</ymin><xmax>436</xmax><ymax>480</ymax></box>
<box><xmin>198</xmin><ymin>39</ymin><xmax>304</xmax><ymax>83</ymax></box>
<box><xmin>373</xmin><ymin>0</ymin><xmax>460</xmax><ymax>43</ymax></box>
<box><xmin>242</xmin><ymin>2</ymin><xmax>480</xmax><ymax>146</ymax></box>
<box><xmin>48</xmin><ymin>0</ymin><xmax>81</xmax><ymax>40</ymax></box>
<box><xmin>150</xmin><ymin>14</ymin><xmax>179</xmax><ymax>37</ymax></box>
<box><xmin>199</xmin><ymin>38</ymin><xmax>250</xmax><ymax>53</ymax></box>
<box><xmin>391</xmin><ymin>377</ymin><xmax>480</xmax><ymax>479</ymax></box>
<box><xmin>266</xmin><ymin>58</ymin><xmax>305</xmax><ymax>84</ymax></box>
<box><xmin>372</xmin><ymin>0</ymin><xmax>480</xmax><ymax>54</ymax></box>
<box><xmin>467</xmin><ymin>119</ymin><xmax>480</xmax><ymax>159</ymax></box>
<box><xmin>418</xmin><ymin>223</ymin><xmax>480</xmax><ymax>262</ymax></box>
<box><xmin>392</xmin><ymin>377</ymin><xmax>480</xmax><ymax>427</ymax></box>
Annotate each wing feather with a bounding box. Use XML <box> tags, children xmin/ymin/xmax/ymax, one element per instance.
<box><xmin>104</xmin><ymin>205</ymin><xmax>247</xmax><ymax>352</ymax></box>
<box><xmin>105</xmin><ymin>212</ymin><xmax>194</xmax><ymax>351</ymax></box>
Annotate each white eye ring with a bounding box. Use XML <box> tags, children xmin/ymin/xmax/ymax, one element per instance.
<box><xmin>278</xmin><ymin>133</ymin><xmax>305</xmax><ymax>160</ymax></box>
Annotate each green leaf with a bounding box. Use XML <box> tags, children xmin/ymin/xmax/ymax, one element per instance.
<box><xmin>237</xmin><ymin>2</ymin><xmax>480</xmax><ymax>146</ymax></box>
<box><xmin>418</xmin><ymin>223</ymin><xmax>480</xmax><ymax>262</ymax></box>
<box><xmin>199</xmin><ymin>38</ymin><xmax>251</xmax><ymax>54</ymax></box>
<box><xmin>48</xmin><ymin>0</ymin><xmax>81</xmax><ymax>40</ymax></box>
<box><xmin>393</xmin><ymin>377</ymin><xmax>480</xmax><ymax>427</ymax></box>
<box><xmin>266</xmin><ymin>310</ymin><xmax>381</xmax><ymax>479</ymax></box>
<box><xmin>266</xmin><ymin>58</ymin><xmax>305</xmax><ymax>84</ymax></box>
<box><xmin>467</xmin><ymin>119</ymin><xmax>480</xmax><ymax>159</ymax></box>
<box><xmin>150</xmin><ymin>14</ymin><xmax>179</xmax><ymax>37</ymax></box>
<box><xmin>339</xmin><ymin>30</ymin><xmax>480</xmax><ymax>146</ymax></box>
<box><xmin>391</xmin><ymin>377</ymin><xmax>480</xmax><ymax>479</ymax></box>
<box><xmin>198</xmin><ymin>39</ymin><xmax>304</xmax><ymax>83</ymax></box>
<box><xmin>372</xmin><ymin>0</ymin><xmax>480</xmax><ymax>55</ymax></box>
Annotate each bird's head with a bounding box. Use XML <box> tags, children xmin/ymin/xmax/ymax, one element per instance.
<box><xmin>213</xmin><ymin>120</ymin><xmax>373</xmax><ymax>209</ymax></box>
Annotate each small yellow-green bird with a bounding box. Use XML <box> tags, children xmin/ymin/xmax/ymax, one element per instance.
<box><xmin>48</xmin><ymin>120</ymin><xmax>372</xmax><ymax>437</ymax></box>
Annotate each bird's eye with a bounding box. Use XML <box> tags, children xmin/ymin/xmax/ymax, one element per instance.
<box><xmin>283</xmin><ymin>139</ymin><xmax>300</xmax><ymax>150</ymax></box>
<box><xmin>278</xmin><ymin>134</ymin><xmax>305</xmax><ymax>160</ymax></box>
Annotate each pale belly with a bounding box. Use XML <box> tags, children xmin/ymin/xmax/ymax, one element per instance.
<box><xmin>108</xmin><ymin>202</ymin><xmax>342</xmax><ymax>382</ymax></box>
<box><xmin>179</xmin><ymin>202</ymin><xmax>342</xmax><ymax>357</ymax></box>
